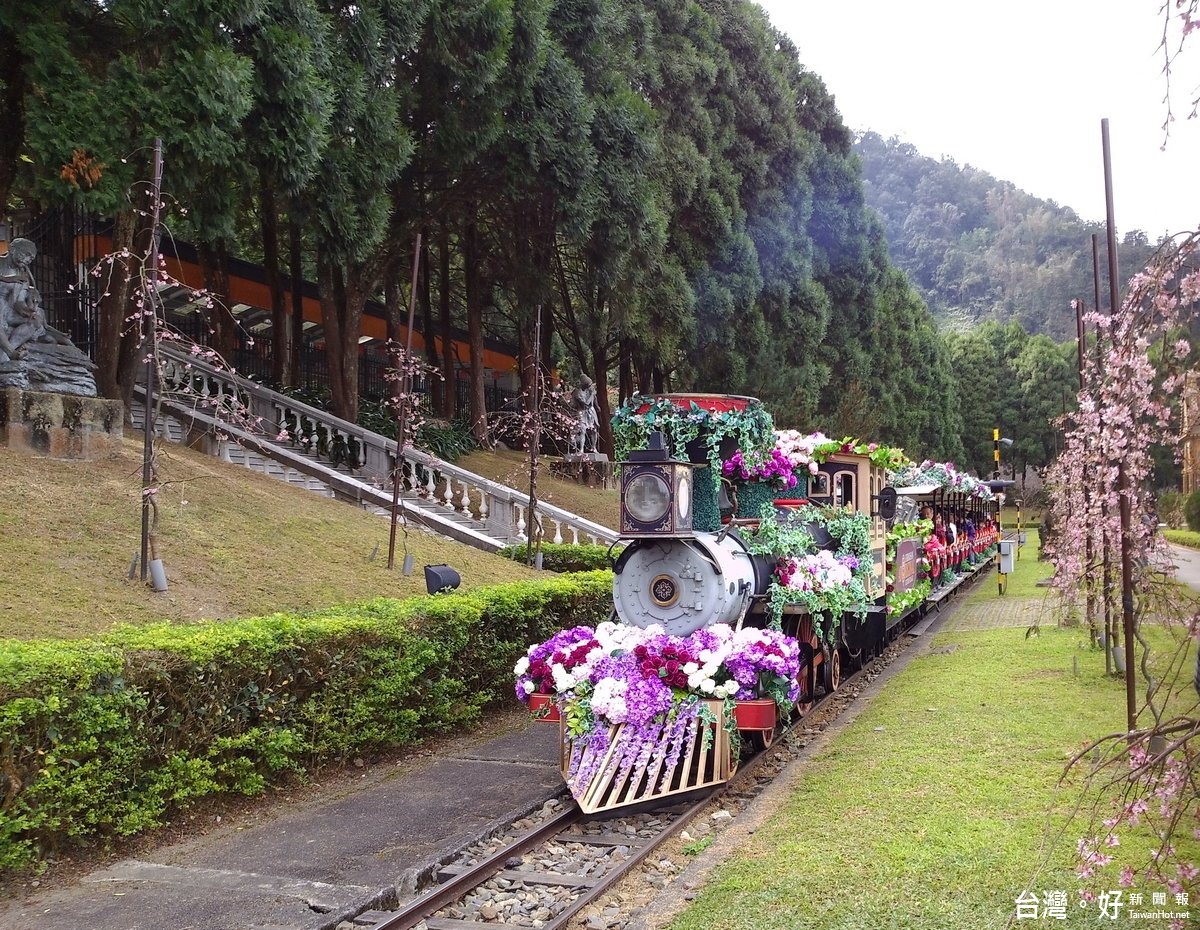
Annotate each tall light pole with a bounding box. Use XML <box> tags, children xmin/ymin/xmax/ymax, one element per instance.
<box><xmin>992</xmin><ymin>429</ymin><xmax>1013</xmax><ymax>480</ymax></box>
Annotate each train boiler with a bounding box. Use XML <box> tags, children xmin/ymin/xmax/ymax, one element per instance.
<box><xmin>611</xmin><ymin>433</ymin><xmax>771</xmax><ymax>635</ymax></box>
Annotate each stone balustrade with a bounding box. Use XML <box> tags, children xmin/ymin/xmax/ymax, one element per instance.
<box><xmin>156</xmin><ymin>345</ymin><xmax>618</xmax><ymax>548</ymax></box>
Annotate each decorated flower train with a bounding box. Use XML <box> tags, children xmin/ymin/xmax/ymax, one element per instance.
<box><xmin>516</xmin><ymin>394</ymin><xmax>1003</xmax><ymax>814</ymax></box>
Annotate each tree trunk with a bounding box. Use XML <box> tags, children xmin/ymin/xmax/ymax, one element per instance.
<box><xmin>260</xmin><ymin>176</ymin><xmax>292</xmax><ymax>386</ymax></box>
<box><xmin>438</xmin><ymin>228</ymin><xmax>456</xmax><ymax>420</ymax></box>
<box><xmin>634</xmin><ymin>352</ymin><xmax>653</xmax><ymax>395</ymax></box>
<box><xmin>541</xmin><ymin>302</ymin><xmax>554</xmax><ymax>381</ymax></box>
<box><xmin>591</xmin><ymin>348</ymin><xmax>611</xmax><ymax>457</ymax></box>
<box><xmin>0</xmin><ymin>29</ymin><xmax>25</xmax><ymax>211</ymax></box>
<box><xmin>326</xmin><ymin>264</ymin><xmax>366</xmax><ymax>424</ymax></box>
<box><xmin>619</xmin><ymin>337</ymin><xmax>634</xmax><ymax>405</ymax></box>
<box><xmin>517</xmin><ymin>321</ymin><xmax>534</xmax><ymax>438</ymax></box>
<box><xmin>384</xmin><ymin>274</ymin><xmax>402</xmax><ymax>405</ymax></box>
<box><xmin>288</xmin><ymin>211</ymin><xmax>305</xmax><ymax>386</ymax></box>
<box><xmin>464</xmin><ymin>219</ymin><xmax>489</xmax><ymax>445</ymax></box>
<box><xmin>317</xmin><ymin>255</ymin><xmax>346</xmax><ymax>414</ymax></box>
<box><xmin>417</xmin><ymin>232</ymin><xmax>441</xmax><ymax>412</ymax></box>
<box><xmin>196</xmin><ymin>242</ymin><xmax>236</xmax><ymax>363</ymax></box>
<box><xmin>95</xmin><ymin>208</ymin><xmax>138</xmax><ymax>405</ymax></box>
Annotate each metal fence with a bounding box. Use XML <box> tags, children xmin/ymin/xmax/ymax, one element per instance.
<box><xmin>9</xmin><ymin>208</ymin><xmax>518</xmax><ymax>414</ymax></box>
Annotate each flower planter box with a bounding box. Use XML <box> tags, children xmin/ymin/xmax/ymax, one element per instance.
<box><xmin>528</xmin><ymin>692</ymin><xmax>560</xmax><ymax>723</ymax></box>
<box><xmin>633</xmin><ymin>394</ymin><xmax>757</xmax><ymax>416</ymax></box>
<box><xmin>732</xmin><ymin>698</ymin><xmax>777</xmax><ymax>731</ymax></box>
<box><xmin>732</xmin><ymin>697</ymin><xmax>779</xmax><ymax>750</ymax></box>
<box><xmin>559</xmin><ymin>699</ymin><xmax>737</xmax><ymax>815</ymax></box>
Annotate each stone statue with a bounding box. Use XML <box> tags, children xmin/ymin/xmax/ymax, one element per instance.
<box><xmin>0</xmin><ymin>237</ymin><xmax>97</xmax><ymax>396</ymax></box>
<box><xmin>568</xmin><ymin>374</ymin><xmax>600</xmax><ymax>455</ymax></box>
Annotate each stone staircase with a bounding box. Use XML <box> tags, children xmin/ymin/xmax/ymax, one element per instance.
<box><xmin>130</xmin><ymin>347</ymin><xmax>619</xmax><ymax>554</ymax></box>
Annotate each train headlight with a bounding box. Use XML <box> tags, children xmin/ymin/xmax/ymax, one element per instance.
<box><xmin>626</xmin><ymin>472</ymin><xmax>670</xmax><ymax>523</ymax></box>
<box><xmin>620</xmin><ymin>433</ymin><xmax>696</xmax><ymax>537</ymax></box>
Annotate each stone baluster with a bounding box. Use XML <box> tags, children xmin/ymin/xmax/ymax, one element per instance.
<box><xmin>459</xmin><ymin>480</ymin><xmax>471</xmax><ymax>514</ymax></box>
<box><xmin>442</xmin><ymin>474</ymin><xmax>454</xmax><ymax>508</ymax></box>
<box><xmin>570</xmin><ymin>526</ymin><xmax>580</xmax><ymax>545</ymax></box>
<box><xmin>515</xmin><ymin>503</ymin><xmax>527</xmax><ymax>541</ymax></box>
<box><xmin>406</xmin><ymin>458</ymin><xmax>420</xmax><ymax>494</ymax></box>
<box><xmin>424</xmin><ymin>465</ymin><xmax>436</xmax><ymax>498</ymax></box>
<box><xmin>552</xmin><ymin>519</ymin><xmax>563</xmax><ymax>544</ymax></box>
<box><xmin>478</xmin><ymin>491</ymin><xmax>489</xmax><ymax>522</ymax></box>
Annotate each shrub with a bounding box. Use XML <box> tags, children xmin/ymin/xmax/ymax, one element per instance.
<box><xmin>1159</xmin><ymin>490</ymin><xmax>1185</xmax><ymax>529</ymax></box>
<box><xmin>0</xmin><ymin>571</ymin><xmax>612</xmax><ymax>873</ymax></box>
<box><xmin>1184</xmin><ymin>490</ymin><xmax>1200</xmax><ymax>531</ymax></box>
<box><xmin>498</xmin><ymin>542</ymin><xmax>620</xmax><ymax>573</ymax></box>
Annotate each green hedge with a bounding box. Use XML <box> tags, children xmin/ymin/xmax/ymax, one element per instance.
<box><xmin>0</xmin><ymin>571</ymin><xmax>612</xmax><ymax>872</ymax></box>
<box><xmin>498</xmin><ymin>542</ymin><xmax>620</xmax><ymax>572</ymax></box>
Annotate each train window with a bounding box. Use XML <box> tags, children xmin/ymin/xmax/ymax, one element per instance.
<box><xmin>811</xmin><ymin>473</ymin><xmax>830</xmax><ymax>497</ymax></box>
<box><xmin>835</xmin><ymin>473</ymin><xmax>854</xmax><ymax>508</ymax></box>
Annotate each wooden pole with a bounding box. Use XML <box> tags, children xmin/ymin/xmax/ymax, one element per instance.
<box><xmin>140</xmin><ymin>139</ymin><xmax>164</xmax><ymax>582</ymax></box>
<box><xmin>1090</xmin><ymin>236</ymin><xmax>1113</xmax><ymax>677</ymax></box>
<box><xmin>388</xmin><ymin>232</ymin><xmax>423</xmax><ymax>571</ymax></box>
<box><xmin>526</xmin><ymin>304</ymin><xmax>543</xmax><ymax>567</ymax></box>
<box><xmin>1101</xmin><ymin>118</ymin><xmax>1137</xmax><ymax>731</ymax></box>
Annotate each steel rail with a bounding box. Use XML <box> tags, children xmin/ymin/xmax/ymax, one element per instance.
<box><xmin>373</xmin><ymin>806</ymin><xmax>583</xmax><ymax>930</ymax></box>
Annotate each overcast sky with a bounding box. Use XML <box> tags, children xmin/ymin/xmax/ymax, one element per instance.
<box><xmin>754</xmin><ymin>0</ymin><xmax>1200</xmax><ymax>239</ymax></box>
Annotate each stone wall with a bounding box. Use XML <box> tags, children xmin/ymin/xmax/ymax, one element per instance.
<box><xmin>0</xmin><ymin>388</ymin><xmax>123</xmax><ymax>459</ymax></box>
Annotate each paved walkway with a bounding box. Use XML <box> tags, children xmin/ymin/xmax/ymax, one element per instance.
<box><xmin>941</xmin><ymin>541</ymin><xmax>1200</xmax><ymax>633</ymax></box>
<box><xmin>1168</xmin><ymin>542</ymin><xmax>1200</xmax><ymax>592</ymax></box>
<box><xmin>938</xmin><ymin>594</ymin><xmax>1050</xmax><ymax>631</ymax></box>
<box><xmin>0</xmin><ymin>717</ymin><xmax>564</xmax><ymax>930</ymax></box>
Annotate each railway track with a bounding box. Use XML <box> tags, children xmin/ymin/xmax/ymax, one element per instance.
<box><xmin>348</xmin><ymin>623</ymin><xmax>926</xmax><ymax>930</ymax></box>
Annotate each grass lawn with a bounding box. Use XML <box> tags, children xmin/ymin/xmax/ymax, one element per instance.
<box><xmin>966</xmin><ymin>528</ymin><xmax>1054</xmax><ymax>603</ymax></box>
<box><xmin>666</xmin><ymin>533</ymin><xmax>1198</xmax><ymax>930</ymax></box>
<box><xmin>0</xmin><ymin>438</ymin><xmax>547</xmax><ymax>639</ymax></box>
<box><xmin>1164</xmin><ymin>529</ymin><xmax>1200</xmax><ymax>550</ymax></box>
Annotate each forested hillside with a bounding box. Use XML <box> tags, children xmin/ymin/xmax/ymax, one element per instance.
<box><xmin>0</xmin><ymin>0</ymin><xmax>964</xmax><ymax>462</ymax></box>
<box><xmin>855</xmin><ymin>132</ymin><xmax>1159</xmax><ymax>340</ymax></box>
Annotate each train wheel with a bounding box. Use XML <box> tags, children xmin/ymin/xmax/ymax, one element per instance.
<box><xmin>752</xmin><ymin>727</ymin><xmax>775</xmax><ymax>751</ymax></box>
<box><xmin>822</xmin><ymin>646</ymin><xmax>841</xmax><ymax>693</ymax></box>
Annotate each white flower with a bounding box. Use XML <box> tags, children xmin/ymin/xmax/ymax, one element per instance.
<box><xmin>591</xmin><ymin>677</ymin><xmax>629</xmax><ymax>724</ymax></box>
<box><xmin>514</xmin><ymin>656</ymin><xmax>530</xmax><ymax>676</ymax></box>
<box><xmin>682</xmin><ymin>661</ymin><xmax>699</xmax><ymax>675</ymax></box>
<box><xmin>552</xmin><ymin>665</ymin><xmax>576</xmax><ymax>692</ymax></box>
<box><xmin>521</xmin><ymin>680</ymin><xmax>535</xmax><ymax>695</ymax></box>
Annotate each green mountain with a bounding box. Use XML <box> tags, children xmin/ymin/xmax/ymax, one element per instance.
<box><xmin>854</xmin><ymin>131</ymin><xmax>1159</xmax><ymax>340</ymax></box>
